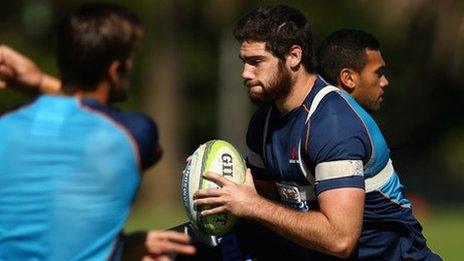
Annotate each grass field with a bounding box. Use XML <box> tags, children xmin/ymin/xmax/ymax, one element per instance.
<box><xmin>126</xmin><ymin>205</ymin><xmax>464</xmax><ymax>260</ymax></box>
<box><xmin>421</xmin><ymin>207</ymin><xmax>464</xmax><ymax>260</ymax></box>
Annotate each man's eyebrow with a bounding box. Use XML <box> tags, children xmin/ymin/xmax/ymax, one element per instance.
<box><xmin>376</xmin><ymin>65</ymin><xmax>386</xmax><ymax>73</ymax></box>
<box><xmin>238</xmin><ymin>55</ymin><xmax>266</xmax><ymax>61</ymax></box>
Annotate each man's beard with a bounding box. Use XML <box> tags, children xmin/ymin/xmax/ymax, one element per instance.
<box><xmin>108</xmin><ymin>78</ymin><xmax>129</xmax><ymax>104</ymax></box>
<box><xmin>248</xmin><ymin>62</ymin><xmax>292</xmax><ymax>107</ymax></box>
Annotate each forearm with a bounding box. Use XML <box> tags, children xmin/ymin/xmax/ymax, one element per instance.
<box><xmin>249</xmin><ymin>196</ymin><xmax>359</xmax><ymax>258</ymax></box>
<box><xmin>0</xmin><ymin>45</ymin><xmax>61</xmax><ymax>94</ymax></box>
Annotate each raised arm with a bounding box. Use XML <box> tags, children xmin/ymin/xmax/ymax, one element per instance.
<box><xmin>0</xmin><ymin>44</ymin><xmax>61</xmax><ymax>94</ymax></box>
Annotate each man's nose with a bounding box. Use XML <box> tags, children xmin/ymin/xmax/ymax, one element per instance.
<box><xmin>381</xmin><ymin>75</ymin><xmax>389</xmax><ymax>88</ymax></box>
<box><xmin>242</xmin><ymin>64</ymin><xmax>254</xmax><ymax>81</ymax></box>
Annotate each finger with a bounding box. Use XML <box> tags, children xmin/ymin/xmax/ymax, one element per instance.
<box><xmin>142</xmin><ymin>255</ymin><xmax>156</xmax><ymax>261</ymax></box>
<box><xmin>201</xmin><ymin>206</ymin><xmax>227</xmax><ymax>216</ymax></box>
<box><xmin>148</xmin><ymin>240</ymin><xmax>196</xmax><ymax>256</ymax></box>
<box><xmin>149</xmin><ymin>231</ymin><xmax>191</xmax><ymax>243</ymax></box>
<box><xmin>0</xmin><ymin>45</ymin><xmax>15</xmax><ymax>65</ymax></box>
<box><xmin>245</xmin><ymin>168</ymin><xmax>255</xmax><ymax>186</ymax></box>
<box><xmin>0</xmin><ymin>81</ymin><xmax>6</xmax><ymax>89</ymax></box>
<box><xmin>143</xmin><ymin>255</ymin><xmax>172</xmax><ymax>261</ymax></box>
<box><xmin>194</xmin><ymin>197</ymin><xmax>225</xmax><ymax>207</ymax></box>
<box><xmin>194</xmin><ymin>187</ymin><xmax>222</xmax><ymax>199</ymax></box>
<box><xmin>0</xmin><ymin>45</ymin><xmax>25</xmax><ymax>64</ymax></box>
<box><xmin>202</xmin><ymin>171</ymin><xmax>230</xmax><ymax>186</ymax></box>
<box><xmin>161</xmin><ymin>241</ymin><xmax>196</xmax><ymax>255</ymax></box>
<box><xmin>0</xmin><ymin>44</ymin><xmax>5</xmax><ymax>63</ymax></box>
<box><xmin>152</xmin><ymin>256</ymin><xmax>174</xmax><ymax>261</ymax></box>
<box><xmin>149</xmin><ymin>255</ymin><xmax>175</xmax><ymax>261</ymax></box>
<box><xmin>146</xmin><ymin>231</ymin><xmax>192</xmax><ymax>254</ymax></box>
<box><xmin>186</xmin><ymin>155</ymin><xmax>192</xmax><ymax>162</ymax></box>
<box><xmin>0</xmin><ymin>64</ymin><xmax>14</xmax><ymax>78</ymax></box>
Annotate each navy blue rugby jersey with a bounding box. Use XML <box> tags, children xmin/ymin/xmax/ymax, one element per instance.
<box><xmin>245</xmin><ymin>76</ymin><xmax>439</xmax><ymax>260</ymax></box>
<box><xmin>0</xmin><ymin>95</ymin><xmax>161</xmax><ymax>260</ymax></box>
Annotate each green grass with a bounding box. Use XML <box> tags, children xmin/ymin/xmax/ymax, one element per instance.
<box><xmin>125</xmin><ymin>204</ymin><xmax>187</xmax><ymax>232</ymax></box>
<box><xmin>125</xmin><ymin>205</ymin><xmax>464</xmax><ymax>260</ymax></box>
<box><xmin>421</xmin><ymin>206</ymin><xmax>464</xmax><ymax>260</ymax></box>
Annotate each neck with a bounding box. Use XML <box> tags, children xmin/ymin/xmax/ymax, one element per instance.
<box><xmin>68</xmin><ymin>81</ymin><xmax>110</xmax><ymax>105</ymax></box>
<box><xmin>275</xmin><ymin>71</ymin><xmax>317</xmax><ymax>114</ymax></box>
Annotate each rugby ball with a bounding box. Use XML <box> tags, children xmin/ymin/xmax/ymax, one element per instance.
<box><xmin>182</xmin><ymin>140</ymin><xmax>246</xmax><ymax>236</ymax></box>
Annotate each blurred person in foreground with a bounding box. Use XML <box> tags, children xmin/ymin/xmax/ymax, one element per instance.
<box><xmin>193</xmin><ymin>5</ymin><xmax>440</xmax><ymax>260</ymax></box>
<box><xmin>0</xmin><ymin>3</ymin><xmax>195</xmax><ymax>261</ymax></box>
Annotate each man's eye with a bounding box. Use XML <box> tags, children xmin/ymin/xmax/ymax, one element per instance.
<box><xmin>376</xmin><ymin>68</ymin><xmax>386</xmax><ymax>77</ymax></box>
<box><xmin>375</xmin><ymin>70</ymin><xmax>386</xmax><ymax>78</ymax></box>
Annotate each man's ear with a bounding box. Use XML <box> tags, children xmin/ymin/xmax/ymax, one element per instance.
<box><xmin>339</xmin><ymin>68</ymin><xmax>357</xmax><ymax>93</ymax></box>
<box><xmin>286</xmin><ymin>45</ymin><xmax>303</xmax><ymax>70</ymax></box>
<box><xmin>107</xmin><ymin>60</ymin><xmax>122</xmax><ymax>85</ymax></box>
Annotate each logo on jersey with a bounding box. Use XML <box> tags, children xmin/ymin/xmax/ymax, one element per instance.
<box><xmin>276</xmin><ymin>183</ymin><xmax>314</xmax><ymax>212</ymax></box>
<box><xmin>349</xmin><ymin>160</ymin><xmax>363</xmax><ymax>176</ymax></box>
<box><xmin>289</xmin><ymin>147</ymin><xmax>299</xmax><ymax>164</ymax></box>
<box><xmin>278</xmin><ymin>185</ymin><xmax>301</xmax><ymax>202</ymax></box>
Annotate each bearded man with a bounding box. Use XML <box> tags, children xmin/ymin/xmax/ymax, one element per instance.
<box><xmin>194</xmin><ymin>5</ymin><xmax>440</xmax><ymax>260</ymax></box>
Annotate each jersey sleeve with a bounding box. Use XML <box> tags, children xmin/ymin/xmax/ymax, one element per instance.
<box><xmin>245</xmin><ymin>107</ymin><xmax>271</xmax><ymax>181</ymax></box>
<box><xmin>81</xmin><ymin>98</ymin><xmax>163</xmax><ymax>171</ymax></box>
<box><xmin>305</xmin><ymin>92</ymin><xmax>371</xmax><ymax>195</ymax></box>
<box><xmin>120</xmin><ymin>112</ymin><xmax>162</xmax><ymax>170</ymax></box>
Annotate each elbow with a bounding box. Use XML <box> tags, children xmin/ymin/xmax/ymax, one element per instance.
<box><xmin>330</xmin><ymin>237</ymin><xmax>358</xmax><ymax>259</ymax></box>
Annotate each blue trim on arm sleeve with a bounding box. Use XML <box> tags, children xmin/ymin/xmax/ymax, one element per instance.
<box><xmin>315</xmin><ymin>176</ymin><xmax>365</xmax><ymax>195</ymax></box>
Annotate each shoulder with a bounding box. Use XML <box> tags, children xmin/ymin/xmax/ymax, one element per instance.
<box><xmin>303</xmin><ymin>91</ymin><xmax>370</xmax><ymax>195</ymax></box>
<box><xmin>312</xmin><ymin>91</ymin><xmax>369</xmax><ymax>138</ymax></box>
<box><xmin>0</xmin><ymin>97</ymin><xmax>38</xmax><ymax>120</ymax></box>
<box><xmin>313</xmin><ymin>91</ymin><xmax>362</xmax><ymax>124</ymax></box>
<box><xmin>81</xmin><ymin>99</ymin><xmax>162</xmax><ymax>170</ymax></box>
<box><xmin>305</xmin><ymin>91</ymin><xmax>372</xmax><ymax>165</ymax></box>
<box><xmin>113</xmin><ymin>111</ymin><xmax>162</xmax><ymax>170</ymax></box>
<box><xmin>116</xmin><ymin>111</ymin><xmax>159</xmax><ymax>141</ymax></box>
<box><xmin>81</xmin><ymin>99</ymin><xmax>158</xmax><ymax>140</ymax></box>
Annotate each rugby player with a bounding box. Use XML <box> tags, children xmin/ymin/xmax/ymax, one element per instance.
<box><xmin>0</xmin><ymin>4</ymin><xmax>195</xmax><ymax>260</ymax></box>
<box><xmin>193</xmin><ymin>5</ymin><xmax>441</xmax><ymax>260</ymax></box>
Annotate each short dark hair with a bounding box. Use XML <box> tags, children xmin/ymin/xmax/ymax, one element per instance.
<box><xmin>316</xmin><ymin>29</ymin><xmax>380</xmax><ymax>85</ymax></box>
<box><xmin>233</xmin><ymin>5</ymin><xmax>315</xmax><ymax>72</ymax></box>
<box><xmin>57</xmin><ymin>3</ymin><xmax>143</xmax><ymax>91</ymax></box>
